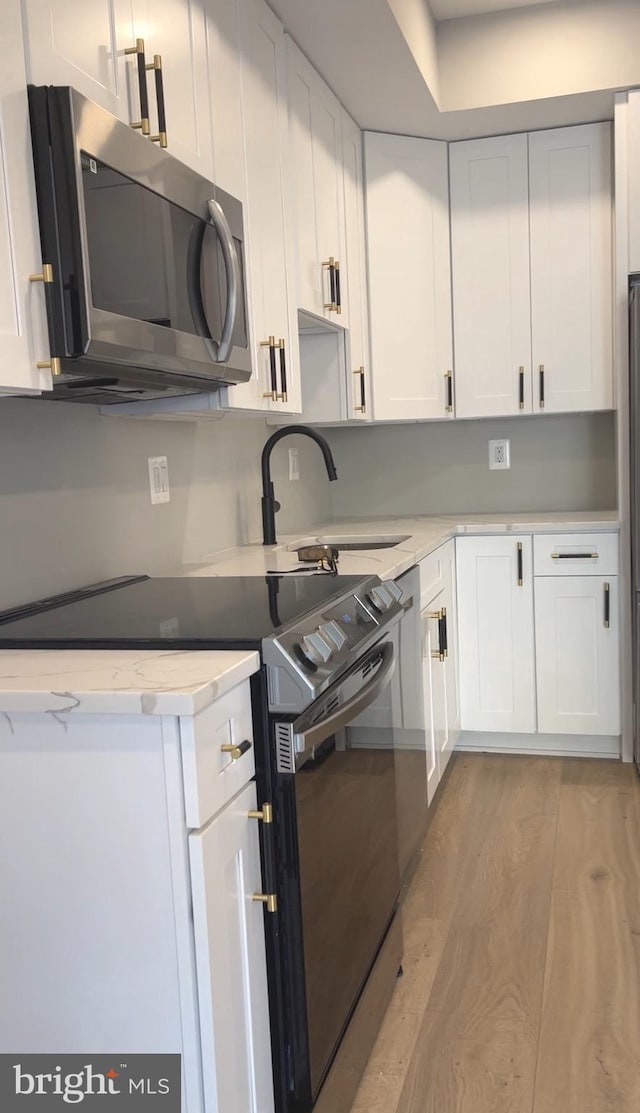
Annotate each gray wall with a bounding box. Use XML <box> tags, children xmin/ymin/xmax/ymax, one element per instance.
<box><xmin>0</xmin><ymin>400</ymin><xmax>332</xmax><ymax>610</ymax></box>
<box><xmin>326</xmin><ymin>412</ymin><xmax>617</xmax><ymax>519</ymax></box>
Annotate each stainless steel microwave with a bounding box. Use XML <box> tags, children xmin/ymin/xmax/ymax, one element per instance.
<box><xmin>28</xmin><ymin>86</ymin><xmax>252</xmax><ymax>404</ymax></box>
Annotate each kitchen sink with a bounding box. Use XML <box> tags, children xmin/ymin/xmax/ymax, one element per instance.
<box><xmin>288</xmin><ymin>534</ymin><xmax>411</xmax><ymax>551</ymax></box>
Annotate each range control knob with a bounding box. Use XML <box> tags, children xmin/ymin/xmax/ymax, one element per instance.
<box><xmin>319</xmin><ymin>620</ymin><xmax>347</xmax><ymax>651</ymax></box>
<box><xmin>299</xmin><ymin>630</ymin><xmax>333</xmax><ymax>666</ymax></box>
<box><xmin>367</xmin><ymin>584</ymin><xmax>393</xmax><ymax>613</ymax></box>
<box><xmin>384</xmin><ymin>580</ymin><xmax>404</xmax><ymax>604</ymax></box>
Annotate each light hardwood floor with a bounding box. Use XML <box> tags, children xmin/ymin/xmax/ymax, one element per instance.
<box><xmin>351</xmin><ymin>753</ymin><xmax>640</xmax><ymax>1113</ymax></box>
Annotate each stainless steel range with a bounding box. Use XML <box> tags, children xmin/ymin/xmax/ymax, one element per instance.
<box><xmin>0</xmin><ymin>568</ymin><xmax>418</xmax><ymax>1113</ymax></box>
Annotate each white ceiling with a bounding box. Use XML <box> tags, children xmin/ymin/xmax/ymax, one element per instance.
<box><xmin>430</xmin><ymin>0</ymin><xmax>559</xmax><ymax>19</ymax></box>
<box><xmin>267</xmin><ymin>0</ymin><xmax>614</xmax><ymax>139</ymax></box>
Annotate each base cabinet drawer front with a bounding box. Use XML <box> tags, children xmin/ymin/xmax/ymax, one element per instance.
<box><xmin>535</xmin><ymin>577</ymin><xmax>621</xmax><ymax>736</ymax></box>
<box><xmin>456</xmin><ymin>536</ymin><xmax>536</xmax><ymax>734</ymax></box>
<box><xmin>533</xmin><ymin>532</ymin><xmax>619</xmax><ymax>577</ymax></box>
<box><xmin>180</xmin><ymin>680</ymin><xmax>255</xmax><ymax>828</ymax></box>
<box><xmin>189</xmin><ymin>780</ymin><xmax>274</xmax><ymax>1113</ymax></box>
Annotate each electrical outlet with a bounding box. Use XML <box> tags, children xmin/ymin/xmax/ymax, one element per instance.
<box><xmin>148</xmin><ymin>456</ymin><xmax>170</xmax><ymax>503</ymax></box>
<box><xmin>489</xmin><ymin>439</ymin><xmax>510</xmax><ymax>470</ymax></box>
<box><xmin>288</xmin><ymin>447</ymin><xmax>300</xmax><ymax>482</ymax></box>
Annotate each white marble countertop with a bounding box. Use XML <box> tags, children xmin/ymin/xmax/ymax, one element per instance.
<box><xmin>0</xmin><ymin>648</ymin><xmax>259</xmax><ymax>717</ymax></box>
<box><xmin>180</xmin><ymin>511</ymin><xmax>620</xmax><ymax>584</ymax></box>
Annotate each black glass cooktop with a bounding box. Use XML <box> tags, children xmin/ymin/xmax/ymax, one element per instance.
<box><xmin>0</xmin><ymin>575</ymin><xmax>370</xmax><ymax>650</ymax></box>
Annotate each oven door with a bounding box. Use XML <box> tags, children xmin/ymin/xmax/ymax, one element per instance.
<box><xmin>273</xmin><ymin>634</ymin><xmax>402</xmax><ymax>1108</ymax></box>
<box><xmin>31</xmin><ymin>86</ymin><xmax>252</xmax><ymax>385</ymax></box>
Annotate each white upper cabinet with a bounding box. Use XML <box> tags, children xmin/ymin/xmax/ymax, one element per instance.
<box><xmin>529</xmin><ymin>123</ymin><xmax>613</xmax><ymax>414</ymax></box>
<box><xmin>206</xmin><ymin>0</ymin><xmax>246</xmax><ymax>202</ymax></box>
<box><xmin>23</xmin><ymin>0</ymin><xmax>213</xmax><ymax>177</ymax></box>
<box><xmin>451</xmin><ymin>124</ymin><xmax>613</xmax><ymax>420</ymax></box>
<box><xmin>134</xmin><ymin>0</ymin><xmax>213</xmax><ymax>177</ymax></box>
<box><xmin>286</xmin><ymin>38</ymin><xmax>348</xmax><ymax>326</ymax></box>
<box><xmin>342</xmin><ymin>111</ymin><xmax>370</xmax><ymax>421</ymax></box>
<box><xmin>364</xmin><ymin>133</ymin><xmax>454</xmax><ymax>422</ymax></box>
<box><xmin>227</xmin><ymin>0</ymin><xmax>301</xmax><ymax>414</ymax></box>
<box><xmin>22</xmin><ymin>0</ymin><xmax>134</xmax><ymax>122</ymax></box>
<box><xmin>450</xmin><ymin>133</ymin><xmax>532</xmax><ymax>418</ymax></box>
<box><xmin>534</xmin><ymin>576</ymin><xmax>620</xmax><ymax>736</ymax></box>
<box><xmin>456</xmin><ymin>536</ymin><xmax>537</xmax><ymax>734</ymax></box>
<box><xmin>0</xmin><ymin>0</ymin><xmax>51</xmax><ymax>394</ymax></box>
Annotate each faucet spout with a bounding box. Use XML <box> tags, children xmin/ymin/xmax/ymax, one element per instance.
<box><xmin>261</xmin><ymin>425</ymin><xmax>338</xmax><ymax>546</ymax></box>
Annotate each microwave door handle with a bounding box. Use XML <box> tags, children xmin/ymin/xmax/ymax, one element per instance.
<box><xmin>186</xmin><ymin>221</ymin><xmax>217</xmax><ymax>357</ymax></box>
<box><xmin>207</xmin><ymin>198</ymin><xmax>239</xmax><ymax>364</ymax></box>
<box><xmin>292</xmin><ymin>641</ymin><xmax>396</xmax><ymax>756</ymax></box>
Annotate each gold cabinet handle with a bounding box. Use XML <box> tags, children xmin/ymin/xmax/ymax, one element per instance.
<box><xmin>252</xmin><ymin>893</ymin><xmax>278</xmax><ymax>913</ymax></box>
<box><xmin>320</xmin><ymin>257</ymin><xmax>340</xmax><ymax>311</ymax></box>
<box><xmin>445</xmin><ymin>369</ymin><xmax>453</xmax><ymax>413</ymax></box>
<box><xmin>146</xmin><ymin>55</ymin><xmax>168</xmax><ymax>147</ymax></box>
<box><xmin>353</xmin><ymin>367</ymin><xmax>366</xmax><ymax>413</ymax></box>
<box><xmin>427</xmin><ymin>609</ymin><xmax>445</xmax><ymax>661</ymax></box>
<box><xmin>248</xmin><ymin>803</ymin><xmax>273</xmax><ymax>824</ymax></box>
<box><xmin>29</xmin><ymin>263</ymin><xmax>54</xmax><ymax>284</ymax></box>
<box><xmin>276</xmin><ymin>339</ymin><xmax>288</xmax><ymax>401</ymax></box>
<box><xmin>36</xmin><ymin>357</ymin><xmax>62</xmax><ymax>377</ymax></box>
<box><xmin>125</xmin><ymin>39</ymin><xmax>151</xmax><ymax>135</ymax></box>
<box><xmin>220</xmin><ymin>739</ymin><xmax>252</xmax><ymax>761</ymax></box>
<box><xmin>261</xmin><ymin>336</ymin><xmax>277</xmax><ymax>398</ymax></box>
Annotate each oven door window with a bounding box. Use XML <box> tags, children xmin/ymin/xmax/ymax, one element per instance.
<box><xmin>80</xmin><ymin>154</ymin><xmax>247</xmax><ymax>350</ymax></box>
<box><xmin>294</xmin><ymin>631</ymin><xmax>402</xmax><ymax>1098</ymax></box>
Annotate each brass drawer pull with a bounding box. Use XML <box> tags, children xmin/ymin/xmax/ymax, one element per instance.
<box><xmin>220</xmin><ymin>739</ymin><xmax>252</xmax><ymax>761</ymax></box>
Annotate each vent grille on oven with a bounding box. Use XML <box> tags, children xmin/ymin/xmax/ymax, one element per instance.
<box><xmin>275</xmin><ymin>722</ymin><xmax>294</xmax><ymax>774</ymax></box>
<box><xmin>362</xmin><ymin>660</ymin><xmax>375</xmax><ymax>680</ymax></box>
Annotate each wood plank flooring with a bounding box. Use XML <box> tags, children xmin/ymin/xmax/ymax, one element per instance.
<box><xmin>351</xmin><ymin>753</ymin><xmax>640</xmax><ymax>1113</ymax></box>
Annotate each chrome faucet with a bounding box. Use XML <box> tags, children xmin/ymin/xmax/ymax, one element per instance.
<box><xmin>261</xmin><ymin>425</ymin><xmax>338</xmax><ymax>545</ymax></box>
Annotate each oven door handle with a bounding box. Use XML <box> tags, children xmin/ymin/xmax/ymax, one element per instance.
<box><xmin>293</xmin><ymin>641</ymin><xmax>396</xmax><ymax>756</ymax></box>
<box><xmin>207</xmin><ymin>198</ymin><xmax>239</xmax><ymax>364</ymax></box>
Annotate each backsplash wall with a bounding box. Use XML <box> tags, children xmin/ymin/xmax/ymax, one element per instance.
<box><xmin>326</xmin><ymin>412</ymin><xmax>617</xmax><ymax>519</ymax></box>
<box><xmin>0</xmin><ymin>400</ymin><xmax>332</xmax><ymax>610</ymax></box>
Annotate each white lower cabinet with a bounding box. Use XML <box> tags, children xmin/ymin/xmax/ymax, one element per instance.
<box><xmin>419</xmin><ymin>541</ymin><xmax>460</xmax><ymax>803</ymax></box>
<box><xmin>456</xmin><ymin>536</ymin><xmax>537</xmax><ymax>734</ymax></box>
<box><xmin>534</xmin><ymin>577</ymin><xmax>620</xmax><ymax>736</ymax></box>
<box><xmin>0</xmin><ymin>677</ymin><xmax>274</xmax><ymax>1113</ymax></box>
<box><xmin>456</xmin><ymin>532</ymin><xmax>621</xmax><ymax>751</ymax></box>
<box><xmin>190</xmin><ymin>780</ymin><xmax>274</xmax><ymax>1113</ymax></box>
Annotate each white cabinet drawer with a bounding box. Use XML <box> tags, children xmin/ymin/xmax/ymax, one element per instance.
<box><xmin>180</xmin><ymin>680</ymin><xmax>255</xmax><ymax>828</ymax></box>
<box><xmin>533</xmin><ymin>533</ymin><xmax>618</xmax><ymax>576</ymax></box>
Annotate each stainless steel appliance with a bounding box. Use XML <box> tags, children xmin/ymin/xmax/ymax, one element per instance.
<box><xmin>0</xmin><ymin>568</ymin><xmax>417</xmax><ymax>1113</ymax></box>
<box><xmin>28</xmin><ymin>86</ymin><xmax>251</xmax><ymax>403</ymax></box>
